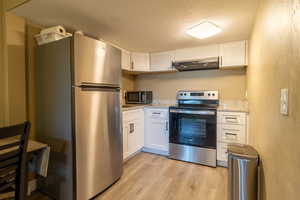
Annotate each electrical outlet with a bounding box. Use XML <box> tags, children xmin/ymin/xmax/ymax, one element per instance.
<box><xmin>280</xmin><ymin>88</ymin><xmax>289</xmax><ymax>115</ymax></box>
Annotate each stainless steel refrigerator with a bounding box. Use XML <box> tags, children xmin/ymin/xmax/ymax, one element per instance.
<box><xmin>35</xmin><ymin>34</ymin><xmax>123</xmax><ymax>200</ymax></box>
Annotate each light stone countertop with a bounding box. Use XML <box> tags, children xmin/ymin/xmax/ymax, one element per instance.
<box><xmin>217</xmin><ymin>105</ymin><xmax>249</xmax><ymax>113</ymax></box>
<box><xmin>122</xmin><ymin>100</ymin><xmax>249</xmax><ymax>113</ymax></box>
<box><xmin>218</xmin><ymin>100</ymin><xmax>249</xmax><ymax>113</ymax></box>
<box><xmin>122</xmin><ymin>104</ymin><xmax>172</xmax><ymax>111</ymax></box>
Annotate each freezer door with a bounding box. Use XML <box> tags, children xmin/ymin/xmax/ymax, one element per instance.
<box><xmin>74</xmin><ymin>86</ymin><xmax>123</xmax><ymax>200</ymax></box>
<box><xmin>73</xmin><ymin>34</ymin><xmax>121</xmax><ymax>86</ymax></box>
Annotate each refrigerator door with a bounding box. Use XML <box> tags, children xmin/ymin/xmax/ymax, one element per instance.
<box><xmin>73</xmin><ymin>34</ymin><xmax>121</xmax><ymax>87</ymax></box>
<box><xmin>74</xmin><ymin>86</ymin><xmax>123</xmax><ymax>200</ymax></box>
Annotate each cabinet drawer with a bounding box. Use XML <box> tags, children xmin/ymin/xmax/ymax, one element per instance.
<box><xmin>218</xmin><ymin>112</ymin><xmax>246</xmax><ymax>125</ymax></box>
<box><xmin>217</xmin><ymin>142</ymin><xmax>228</xmax><ymax>162</ymax></box>
<box><xmin>123</xmin><ymin>109</ymin><xmax>144</xmax><ymax>122</ymax></box>
<box><xmin>218</xmin><ymin>124</ymin><xmax>246</xmax><ymax>143</ymax></box>
<box><xmin>145</xmin><ymin>108</ymin><xmax>168</xmax><ymax>119</ymax></box>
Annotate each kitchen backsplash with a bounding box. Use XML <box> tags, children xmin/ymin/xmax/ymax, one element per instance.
<box><xmin>134</xmin><ymin>69</ymin><xmax>247</xmax><ymax>102</ymax></box>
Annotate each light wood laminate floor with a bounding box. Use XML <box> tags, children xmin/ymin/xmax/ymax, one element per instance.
<box><xmin>96</xmin><ymin>152</ymin><xmax>228</xmax><ymax>200</ymax></box>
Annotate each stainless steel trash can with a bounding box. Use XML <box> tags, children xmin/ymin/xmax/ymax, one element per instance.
<box><xmin>228</xmin><ymin>144</ymin><xmax>259</xmax><ymax>200</ymax></box>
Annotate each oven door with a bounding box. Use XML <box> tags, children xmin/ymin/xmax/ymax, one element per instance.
<box><xmin>125</xmin><ymin>92</ymin><xmax>141</xmax><ymax>103</ymax></box>
<box><xmin>169</xmin><ymin>109</ymin><xmax>216</xmax><ymax>149</ymax></box>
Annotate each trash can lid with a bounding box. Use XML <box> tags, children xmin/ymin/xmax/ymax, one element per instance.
<box><xmin>228</xmin><ymin>144</ymin><xmax>259</xmax><ymax>159</ymax></box>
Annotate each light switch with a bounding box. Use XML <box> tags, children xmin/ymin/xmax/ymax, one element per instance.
<box><xmin>280</xmin><ymin>88</ymin><xmax>289</xmax><ymax>115</ymax></box>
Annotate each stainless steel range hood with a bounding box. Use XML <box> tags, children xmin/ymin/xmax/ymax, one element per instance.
<box><xmin>173</xmin><ymin>57</ymin><xmax>219</xmax><ymax>71</ymax></box>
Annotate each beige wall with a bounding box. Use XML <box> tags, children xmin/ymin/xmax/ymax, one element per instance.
<box><xmin>0</xmin><ymin>1</ymin><xmax>6</xmax><ymax>127</ymax></box>
<box><xmin>0</xmin><ymin>0</ymin><xmax>30</xmax><ymax>127</ymax></box>
<box><xmin>121</xmin><ymin>73</ymin><xmax>136</xmax><ymax>104</ymax></box>
<box><xmin>248</xmin><ymin>0</ymin><xmax>300</xmax><ymax>199</ymax></box>
<box><xmin>25</xmin><ymin>22</ymin><xmax>42</xmax><ymax>139</ymax></box>
<box><xmin>122</xmin><ymin>73</ymin><xmax>135</xmax><ymax>91</ymax></box>
<box><xmin>5</xmin><ymin>12</ymin><xmax>27</xmax><ymax>125</ymax></box>
<box><xmin>1</xmin><ymin>9</ymin><xmax>40</xmax><ymax>139</ymax></box>
<box><xmin>134</xmin><ymin>69</ymin><xmax>247</xmax><ymax>102</ymax></box>
<box><xmin>5</xmin><ymin>0</ymin><xmax>30</xmax><ymax>10</ymax></box>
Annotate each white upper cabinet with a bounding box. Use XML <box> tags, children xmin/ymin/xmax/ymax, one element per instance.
<box><xmin>219</xmin><ymin>40</ymin><xmax>247</xmax><ymax>68</ymax></box>
<box><xmin>121</xmin><ymin>50</ymin><xmax>131</xmax><ymax>71</ymax></box>
<box><xmin>121</xmin><ymin>40</ymin><xmax>247</xmax><ymax>73</ymax></box>
<box><xmin>150</xmin><ymin>51</ymin><xmax>175</xmax><ymax>71</ymax></box>
<box><xmin>131</xmin><ymin>52</ymin><xmax>150</xmax><ymax>71</ymax></box>
<box><xmin>174</xmin><ymin>44</ymin><xmax>219</xmax><ymax>62</ymax></box>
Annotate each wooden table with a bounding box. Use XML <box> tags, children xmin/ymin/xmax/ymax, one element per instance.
<box><xmin>0</xmin><ymin>139</ymin><xmax>49</xmax><ymax>199</ymax></box>
<box><xmin>0</xmin><ymin>139</ymin><xmax>48</xmax><ymax>153</ymax></box>
<box><xmin>27</xmin><ymin>140</ymin><xmax>49</xmax><ymax>153</ymax></box>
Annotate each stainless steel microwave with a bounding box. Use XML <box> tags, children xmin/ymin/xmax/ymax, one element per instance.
<box><xmin>125</xmin><ymin>91</ymin><xmax>153</xmax><ymax>104</ymax></box>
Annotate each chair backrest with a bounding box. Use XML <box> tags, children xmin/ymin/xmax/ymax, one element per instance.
<box><xmin>0</xmin><ymin>122</ymin><xmax>30</xmax><ymax>200</ymax></box>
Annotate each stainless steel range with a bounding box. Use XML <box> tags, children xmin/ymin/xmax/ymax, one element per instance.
<box><xmin>169</xmin><ymin>90</ymin><xmax>219</xmax><ymax>167</ymax></box>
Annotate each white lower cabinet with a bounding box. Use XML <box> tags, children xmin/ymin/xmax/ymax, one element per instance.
<box><xmin>123</xmin><ymin>109</ymin><xmax>144</xmax><ymax>161</ymax></box>
<box><xmin>217</xmin><ymin>111</ymin><xmax>247</xmax><ymax>167</ymax></box>
<box><xmin>143</xmin><ymin>108</ymin><xmax>169</xmax><ymax>155</ymax></box>
<box><xmin>217</xmin><ymin>142</ymin><xmax>228</xmax><ymax>163</ymax></box>
<box><xmin>123</xmin><ymin>121</ymin><xmax>130</xmax><ymax>159</ymax></box>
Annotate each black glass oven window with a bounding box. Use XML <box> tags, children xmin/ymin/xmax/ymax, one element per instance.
<box><xmin>180</xmin><ymin>118</ymin><xmax>207</xmax><ymax>139</ymax></box>
<box><xmin>169</xmin><ymin>112</ymin><xmax>216</xmax><ymax>149</ymax></box>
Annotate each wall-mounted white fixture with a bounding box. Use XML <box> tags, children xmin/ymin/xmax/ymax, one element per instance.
<box><xmin>186</xmin><ymin>21</ymin><xmax>222</xmax><ymax>39</ymax></box>
<box><xmin>280</xmin><ymin>88</ymin><xmax>289</xmax><ymax>116</ymax></box>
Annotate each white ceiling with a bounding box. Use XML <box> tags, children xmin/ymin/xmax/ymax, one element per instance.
<box><xmin>12</xmin><ymin>0</ymin><xmax>259</xmax><ymax>52</ymax></box>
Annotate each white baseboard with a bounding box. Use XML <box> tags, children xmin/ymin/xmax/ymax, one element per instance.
<box><xmin>142</xmin><ymin>147</ymin><xmax>169</xmax><ymax>156</ymax></box>
<box><xmin>123</xmin><ymin>149</ymin><xmax>142</xmax><ymax>163</ymax></box>
<box><xmin>217</xmin><ymin>160</ymin><xmax>228</xmax><ymax>168</ymax></box>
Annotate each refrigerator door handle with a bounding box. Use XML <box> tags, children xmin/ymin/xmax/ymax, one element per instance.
<box><xmin>79</xmin><ymin>82</ymin><xmax>120</xmax><ymax>88</ymax></box>
<box><xmin>78</xmin><ymin>87</ymin><xmax>120</xmax><ymax>92</ymax></box>
<box><xmin>75</xmin><ymin>84</ymin><xmax>120</xmax><ymax>92</ymax></box>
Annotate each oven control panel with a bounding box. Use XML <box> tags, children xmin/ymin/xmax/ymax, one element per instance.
<box><xmin>177</xmin><ymin>90</ymin><xmax>219</xmax><ymax>100</ymax></box>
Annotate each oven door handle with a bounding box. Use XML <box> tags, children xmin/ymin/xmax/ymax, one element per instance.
<box><xmin>169</xmin><ymin>109</ymin><xmax>216</xmax><ymax>115</ymax></box>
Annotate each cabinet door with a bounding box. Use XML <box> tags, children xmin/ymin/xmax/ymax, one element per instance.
<box><xmin>127</xmin><ymin>109</ymin><xmax>144</xmax><ymax>156</ymax></box>
<box><xmin>145</xmin><ymin>109</ymin><xmax>169</xmax><ymax>152</ymax></box>
<box><xmin>123</xmin><ymin>122</ymin><xmax>129</xmax><ymax>160</ymax></box>
<box><xmin>174</xmin><ymin>44</ymin><xmax>219</xmax><ymax>61</ymax></box>
<box><xmin>220</xmin><ymin>40</ymin><xmax>247</xmax><ymax>68</ymax></box>
<box><xmin>121</xmin><ymin>50</ymin><xmax>131</xmax><ymax>70</ymax></box>
<box><xmin>134</xmin><ymin>117</ymin><xmax>144</xmax><ymax>150</ymax></box>
<box><xmin>150</xmin><ymin>51</ymin><xmax>175</xmax><ymax>71</ymax></box>
<box><xmin>127</xmin><ymin>120</ymin><xmax>136</xmax><ymax>155</ymax></box>
<box><xmin>127</xmin><ymin>120</ymin><xmax>143</xmax><ymax>155</ymax></box>
<box><xmin>217</xmin><ymin>142</ymin><xmax>228</xmax><ymax>162</ymax></box>
<box><xmin>131</xmin><ymin>52</ymin><xmax>150</xmax><ymax>71</ymax></box>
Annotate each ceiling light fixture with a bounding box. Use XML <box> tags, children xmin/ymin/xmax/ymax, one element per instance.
<box><xmin>186</xmin><ymin>21</ymin><xmax>222</xmax><ymax>39</ymax></box>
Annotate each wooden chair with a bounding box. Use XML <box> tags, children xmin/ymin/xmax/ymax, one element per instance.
<box><xmin>0</xmin><ymin>122</ymin><xmax>30</xmax><ymax>200</ymax></box>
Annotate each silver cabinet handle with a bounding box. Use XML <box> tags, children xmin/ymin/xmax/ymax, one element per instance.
<box><xmin>225</xmin><ymin>116</ymin><xmax>238</xmax><ymax>121</ymax></box>
<box><xmin>152</xmin><ymin>112</ymin><xmax>161</xmax><ymax>115</ymax></box>
<box><xmin>165</xmin><ymin>121</ymin><xmax>169</xmax><ymax>131</ymax></box>
<box><xmin>129</xmin><ymin>123</ymin><xmax>134</xmax><ymax>134</ymax></box>
<box><xmin>225</xmin><ymin>132</ymin><xmax>237</xmax><ymax>136</ymax></box>
<box><xmin>223</xmin><ymin>128</ymin><xmax>239</xmax><ymax>131</ymax></box>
